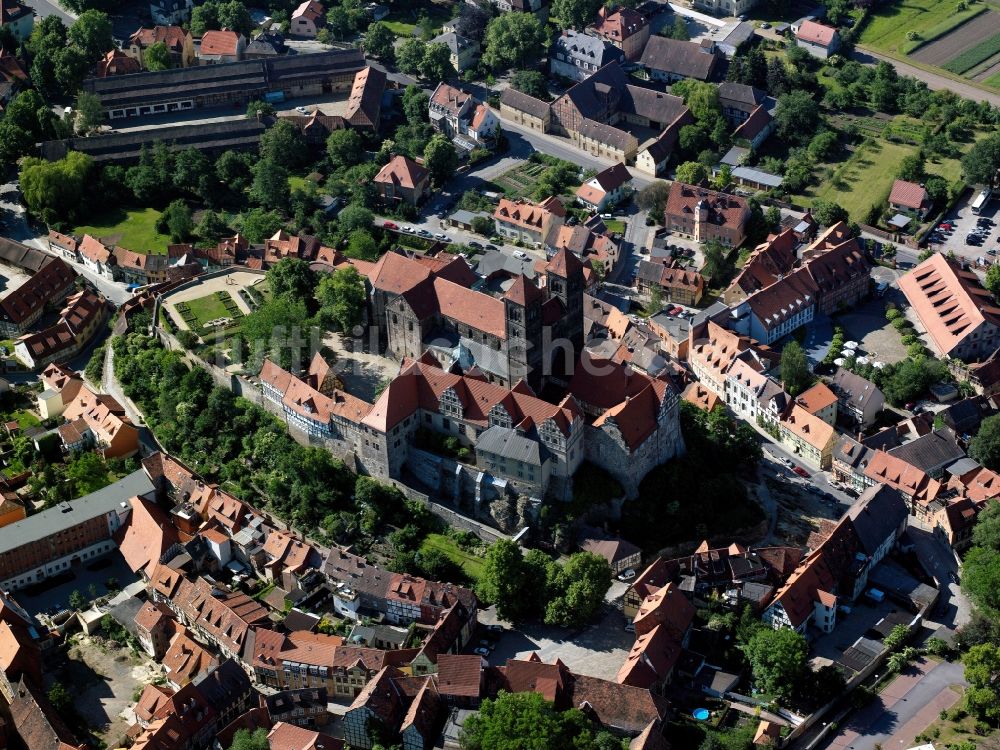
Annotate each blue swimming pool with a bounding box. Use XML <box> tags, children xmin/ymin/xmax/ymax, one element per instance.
<box><xmin>692</xmin><ymin>708</ymin><xmax>710</xmax><ymax>721</ymax></box>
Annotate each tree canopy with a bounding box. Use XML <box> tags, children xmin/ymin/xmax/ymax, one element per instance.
<box><xmin>744</xmin><ymin>627</ymin><xmax>809</xmax><ymax>701</ymax></box>
<box><xmin>461</xmin><ymin>691</ymin><xmax>598</xmax><ymax>750</ymax></box>
<box><xmin>962</xmin><ymin>132</ymin><xmax>1000</xmax><ymax>188</ymax></box>
<box><xmin>482</xmin><ymin>14</ymin><xmax>546</xmax><ymax>71</ymax></box>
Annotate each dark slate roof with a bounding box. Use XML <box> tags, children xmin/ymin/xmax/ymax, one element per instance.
<box><xmin>640</xmin><ymin>36</ymin><xmax>719</xmax><ymax>80</ymax></box>
<box><xmin>0</xmin><ymin>469</ymin><xmax>154</xmax><ymax>554</ymax></box>
<box><xmin>552</xmin><ymin>29</ymin><xmax>622</xmax><ymax>68</ymax></box>
<box><xmin>476</xmin><ymin>425</ymin><xmax>551</xmax><ymax>465</ymax></box>
<box><xmin>499</xmin><ymin>87</ymin><xmax>550</xmax><ymax>119</ymax></box>
<box><xmin>40</xmin><ymin>118</ymin><xmax>268</xmax><ymax>163</ymax></box>
<box><xmin>846</xmin><ymin>484</ymin><xmax>907</xmax><ymax>557</ymax></box>
<box><xmin>193</xmin><ymin>659</ymin><xmax>251</xmax><ymax>712</ymax></box>
<box><xmin>887</xmin><ymin>428</ymin><xmax>965</xmax><ymax>474</ymax></box>
<box><xmin>717</xmin><ymin>82</ymin><xmax>767</xmax><ymax>111</ymax></box>
<box><xmin>578</xmin><ymin>118</ymin><xmax>635</xmax><ymax>150</ymax></box>
<box><xmin>830</xmin><ymin>367</ymin><xmax>883</xmax><ymax>413</ymax></box>
<box><xmin>83</xmin><ymin>49</ymin><xmax>363</xmax><ymax>109</ymax></box>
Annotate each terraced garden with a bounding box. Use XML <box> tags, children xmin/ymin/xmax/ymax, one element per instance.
<box><xmin>175</xmin><ymin>291</ymin><xmax>244</xmax><ymax>332</ymax></box>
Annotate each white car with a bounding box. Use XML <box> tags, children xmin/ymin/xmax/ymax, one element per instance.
<box><xmin>618</xmin><ymin>568</ymin><xmax>636</xmax><ymax>581</ymax></box>
<box><xmin>513</xmin><ymin>250</ymin><xmax>529</xmax><ymax>260</ymax></box>
<box><xmin>295</xmin><ymin>106</ymin><xmax>309</xmax><ymax>114</ymax></box>
<box><xmin>402</xmin><ymin>225</ymin><xmax>413</xmax><ymax>233</ymax></box>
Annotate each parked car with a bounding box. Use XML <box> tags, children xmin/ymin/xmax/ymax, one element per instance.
<box><xmin>618</xmin><ymin>568</ymin><xmax>636</xmax><ymax>581</ymax></box>
<box><xmin>474</xmin><ymin>647</ymin><xmax>490</xmax><ymax>657</ymax></box>
<box><xmin>468</xmin><ymin>241</ymin><xmax>483</xmax><ymax>249</ymax></box>
<box><xmin>513</xmin><ymin>250</ymin><xmax>529</xmax><ymax>260</ymax></box>
<box><xmin>793</xmin><ymin>466</ymin><xmax>810</xmax><ymax>478</ymax></box>
<box><xmin>760</xmin><ymin>21</ymin><xmax>771</xmax><ymax>27</ymax></box>
<box><xmin>487</xmin><ymin>624</ymin><xmax>503</xmax><ymax>634</ymax></box>
<box><xmin>295</xmin><ymin>106</ymin><xmax>309</xmax><ymax>114</ymax></box>
<box><xmin>383</xmin><ymin>221</ymin><xmax>397</xmax><ymax>230</ymax></box>
<box><xmin>486</xmin><ymin>244</ymin><xmax>498</xmax><ymax>251</ymax></box>
<box><xmin>402</xmin><ymin>225</ymin><xmax>413</xmax><ymax>233</ymax></box>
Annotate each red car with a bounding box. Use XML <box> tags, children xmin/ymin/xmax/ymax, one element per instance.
<box><xmin>383</xmin><ymin>221</ymin><xmax>398</xmax><ymax>230</ymax></box>
<box><xmin>793</xmin><ymin>466</ymin><xmax>810</xmax><ymax>478</ymax></box>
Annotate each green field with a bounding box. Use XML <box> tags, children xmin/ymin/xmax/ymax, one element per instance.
<box><xmin>986</xmin><ymin>71</ymin><xmax>1000</xmax><ymax>89</ymax></box>
<box><xmin>795</xmin><ymin>140</ymin><xmax>915</xmax><ymax>220</ymax></box>
<box><xmin>420</xmin><ymin>533</ymin><xmax>485</xmax><ymax>581</ymax></box>
<box><xmin>941</xmin><ymin>33</ymin><xmax>1000</xmax><ymax>73</ymax></box>
<box><xmin>858</xmin><ymin>0</ymin><xmax>987</xmax><ymax>55</ymax></box>
<box><xmin>73</xmin><ymin>207</ymin><xmax>172</xmax><ymax>254</ymax></box>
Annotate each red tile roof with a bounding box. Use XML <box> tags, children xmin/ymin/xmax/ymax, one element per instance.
<box><xmin>375</xmin><ymin>155</ymin><xmax>428</xmax><ymax>190</ymax></box>
<box><xmin>130</xmin><ymin>25</ymin><xmax>189</xmax><ymax>51</ymax></box>
<box><xmin>665</xmin><ymin>182</ymin><xmax>749</xmax><ymax>232</ymax></box>
<box><xmin>435</xmin><ymin>653</ymin><xmax>482</xmax><ymax>698</ymax></box>
<box><xmin>796</xmin><ymin>20</ymin><xmax>837</xmax><ymax>46</ymax></box>
<box><xmin>344</xmin><ymin>66</ymin><xmax>385</xmax><ymax>128</ymax></box>
<box><xmin>199</xmin><ymin>29</ymin><xmax>242</xmax><ymax>57</ymax></box>
<box><xmin>889</xmin><ymin>179</ymin><xmax>930</xmax><ymax>211</ymax></box>
<box><xmin>795</xmin><ymin>382</ymin><xmax>838</xmax><ymax>415</ymax></box>
<box><xmin>96</xmin><ymin>49</ymin><xmax>141</xmax><ymax>77</ymax></box>
<box><xmin>592</xmin><ymin>7</ymin><xmax>647</xmax><ymax>41</ymax></box>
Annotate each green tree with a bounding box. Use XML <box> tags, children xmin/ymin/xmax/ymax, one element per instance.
<box><xmin>775</xmin><ymin>90</ymin><xmax>820</xmax><ymax>145</ymax></box>
<box><xmin>74</xmin><ymin>91</ymin><xmax>104</xmax><ymax>134</ymax></box>
<box><xmin>483</xmin><ymin>13</ymin><xmax>546</xmax><ymax>71</ymax></box>
<box><xmin>250</xmin><ymin>159</ymin><xmax>290</xmax><ymax>211</ymax></box>
<box><xmin>216</xmin><ymin>149</ymin><xmax>255</xmax><ymax>192</ymax></box>
<box><xmin>67</xmin><ymin>451</ymin><xmax>112</xmax><ymax>495</ymax></box>
<box><xmin>744</xmin><ymin>627</ymin><xmax>808</xmax><ymax>701</ymax></box>
<box><xmin>424</xmin><ymin>134</ymin><xmax>458</xmax><ymax>186</ymax></box>
<box><xmin>364</xmin><ymin>21</ymin><xmax>395</xmax><ymax>61</ymax></box>
<box><xmin>897</xmin><ymin>152</ymin><xmax>925</xmax><ymax>183</ymax></box>
<box><xmin>337</xmin><ymin>203</ymin><xmax>374</xmax><ymax>235</ymax></box>
<box><xmin>326</xmin><ymin>128</ymin><xmax>365</xmax><ymax>168</ymax></box>
<box><xmin>228</xmin><ymin>727</ymin><xmax>270</xmax><ymax>750</ymax></box>
<box><xmin>668</xmin><ymin>15</ymin><xmax>689</xmax><ymax>40</ymax></box>
<box><xmin>316</xmin><ymin>266</ymin><xmax>366</xmax><ymax>333</ymax></box>
<box><xmin>19</xmin><ymin>151</ymin><xmax>93</xmax><ymax>225</ymax></box>
<box><xmin>267</xmin><ymin>257</ymin><xmax>317</xmax><ymax>300</ymax></box>
<box><xmin>346</xmin><ymin>229</ymin><xmax>378</xmax><ymax>261</ymax></box>
<box><xmin>810</xmin><ymin>200</ymin><xmax>848</xmax><ymax>227</ymax></box>
<box><xmin>702</xmin><ymin>239</ymin><xmax>729</xmax><ymax>281</ymax></box>
<box><xmin>637</xmin><ymin>181</ymin><xmax>670</xmax><ymax>218</ymax></box>
<box><xmin>240</xmin><ymin>208</ymin><xmax>284</xmax><ymax>243</ymax></box>
<box><xmin>197</xmin><ymin>210</ymin><xmax>230</xmax><ymax>243</ymax></box>
<box><xmin>807</xmin><ymin>131</ymin><xmax>839</xmax><ymax>162</ymax></box>
<box><xmin>961</xmin><ymin>131</ymin><xmax>1000</xmax><ymax>188</ymax></box>
<box><xmin>246</xmin><ymin>99</ymin><xmax>276</xmax><ymax>120</ymax></box>
<box><xmin>461</xmin><ymin>691</ymin><xmax>596</xmax><ymax>750</ymax></box>
<box><xmin>543</xmin><ymin>551</ymin><xmax>611</xmax><ymax>627</ymax></box>
<box><xmin>781</xmin><ymin>341</ymin><xmax>812</xmax><ymax>397</ymax></box>
<box><xmin>969</xmin><ymin>414</ymin><xmax>1000</xmax><ymax>471</ymax></box>
<box><xmin>420</xmin><ymin>42</ymin><xmax>456</xmax><ymax>81</ymax></box>
<box><xmin>397</xmin><ymin>38</ymin><xmax>427</xmax><ymax>75</ymax></box>
<box><xmin>144</xmin><ymin>41</ymin><xmax>172</xmax><ymax>70</ymax></box>
<box><xmin>986</xmin><ymin>264</ymin><xmax>1000</xmax><ymax>300</ymax></box>
<box><xmin>551</xmin><ymin>0</ymin><xmax>602</xmax><ymax>30</ymax></box>
<box><xmin>477</xmin><ymin>539</ymin><xmax>528</xmax><ymax>622</ymax></box>
<box><xmin>48</xmin><ymin>681</ymin><xmax>73</xmax><ymax>712</ymax></box>
<box><xmin>157</xmin><ymin>199</ymin><xmax>193</xmax><ymax>242</ymax></box>
<box><xmin>963</xmin><ymin>545</ymin><xmax>1000</xmax><ymax>617</ymax></box>
<box><xmin>972</xmin><ymin>500</ymin><xmax>1000</xmax><ymax>551</ymax></box>
<box><xmin>765</xmin><ymin>205</ymin><xmax>781</xmax><ymax>229</ymax></box>
<box><xmin>511</xmin><ymin>69</ymin><xmax>549</xmax><ymax>100</ymax></box>
<box><xmin>472</xmin><ymin>216</ymin><xmax>494</xmax><ymax>235</ymax></box>
<box><xmin>882</xmin><ymin>623</ymin><xmax>910</xmax><ymax>651</ymax></box>
<box><xmin>963</xmin><ymin>643</ymin><xmax>1000</xmax><ymax>723</ymax></box>
<box><xmin>675</xmin><ymin>161</ymin><xmax>708</xmax><ymax>184</ymax></box>
<box><xmin>68</xmin><ymin>10</ymin><xmax>113</xmax><ymax>62</ymax></box>
<box><xmin>241</xmin><ymin>296</ymin><xmax>313</xmax><ymax>369</ymax></box>
<box><xmin>259</xmin><ymin>119</ymin><xmax>308</xmax><ymax>169</ymax></box>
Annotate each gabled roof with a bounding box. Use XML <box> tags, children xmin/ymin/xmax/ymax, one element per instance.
<box><xmin>116</xmin><ymin>496</ymin><xmax>179</xmax><ymax>576</ymax></box>
<box><xmin>344</xmin><ymin>66</ymin><xmax>385</xmax><ymax>128</ymax></box>
<box><xmin>591</xmin><ymin>7</ymin><xmax>648</xmax><ymax>41</ymax></box>
<box><xmin>889</xmin><ymin>179</ymin><xmax>930</xmax><ymax>211</ymax></box>
<box><xmin>616</xmin><ymin>623</ymin><xmax>682</xmax><ymax>688</ymax></box>
<box><xmin>898</xmin><ymin>253</ymin><xmax>1000</xmax><ymax>357</ymax></box>
<box><xmin>795</xmin><ymin>381</ymin><xmax>838</xmax><ymax>415</ymax></box>
<box><xmin>374</xmin><ymin>155</ymin><xmax>428</xmax><ymax>190</ymax></box>
<box><xmin>781</xmin><ymin>403</ymin><xmax>834</xmax><ymax>451</ymax></box>
<box><xmin>796</xmin><ymin>20</ymin><xmax>837</xmax><ymax>46</ymax></box>
<box><xmin>199</xmin><ymin>29</ymin><xmax>243</xmax><ymax>57</ymax></box>
<box><xmin>499</xmin><ymin>87</ymin><xmax>551</xmax><ymax>119</ymax></box>
<box><xmin>640</xmin><ymin>36</ymin><xmax>719</xmax><ymax>80</ymax></box>
<box><xmin>435</xmin><ymin>653</ymin><xmax>482</xmax><ymax>698</ymax></box>
<box><xmin>129</xmin><ymin>25</ymin><xmax>190</xmax><ymax>51</ymax></box>
<box><xmin>733</xmin><ymin>103</ymin><xmax>772</xmax><ymax>141</ymax></box>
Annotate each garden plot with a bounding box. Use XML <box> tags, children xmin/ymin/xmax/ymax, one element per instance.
<box><xmin>910</xmin><ymin>11</ymin><xmax>1000</xmax><ymax>68</ymax></box>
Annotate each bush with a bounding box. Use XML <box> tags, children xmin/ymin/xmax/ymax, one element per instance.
<box><xmin>176</xmin><ymin>329</ymin><xmax>198</xmax><ymax>350</ymax></box>
<box><xmin>892</xmin><ymin>317</ymin><xmax>912</xmax><ymax>330</ymax></box>
<box><xmin>907</xmin><ymin>343</ymin><xmax>926</xmax><ymax>357</ymax></box>
<box><xmin>885</xmin><ymin>308</ymin><xmax>901</xmax><ymax>321</ymax></box>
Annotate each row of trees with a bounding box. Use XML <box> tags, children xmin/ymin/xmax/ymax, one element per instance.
<box><xmin>476</xmin><ymin>538</ymin><xmax>612</xmax><ymax>627</ymax></box>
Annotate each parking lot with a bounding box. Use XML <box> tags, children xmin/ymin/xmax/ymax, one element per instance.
<box><xmin>475</xmin><ymin>601</ymin><xmax>633</xmax><ymax>681</ymax></box>
<box><xmin>925</xmin><ymin>191</ymin><xmax>999</xmax><ymax>265</ymax></box>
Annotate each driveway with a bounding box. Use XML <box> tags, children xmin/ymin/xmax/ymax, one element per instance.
<box><xmin>907</xmin><ymin>522</ymin><xmax>971</xmax><ymax>629</ymax></box>
<box><xmin>832</xmin><ymin>287</ymin><xmax>909</xmax><ymax>365</ymax></box>
<box><xmin>802</xmin><ymin>313</ymin><xmax>833</xmax><ymax>367</ymax></box>
<box><xmin>819</xmin><ymin>657</ymin><xmax>966</xmax><ymax>750</ymax></box>
<box><xmin>926</xmin><ymin>190</ymin><xmax>999</xmax><ymax>265</ymax></box>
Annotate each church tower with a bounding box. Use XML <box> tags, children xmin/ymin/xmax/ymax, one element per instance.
<box><xmin>545</xmin><ymin>248</ymin><xmax>585</xmax><ymax>355</ymax></box>
<box><xmin>503</xmin><ymin>274</ymin><xmax>545</xmax><ymax>390</ymax></box>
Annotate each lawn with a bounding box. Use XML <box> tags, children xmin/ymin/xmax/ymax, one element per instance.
<box><xmin>858</xmin><ymin>0</ymin><xmax>988</xmax><ymax>56</ymax></box>
<box><xmin>9</xmin><ymin>410</ymin><xmax>40</xmax><ymax>429</ymax></box>
<box><xmin>382</xmin><ymin>1</ymin><xmax>453</xmax><ymax>37</ymax></box>
<box><xmin>73</xmin><ymin>207</ymin><xmax>172</xmax><ymax>255</ymax></box>
<box><xmin>795</xmin><ymin>140</ymin><xmax>914</xmax><ymax>220</ymax></box>
<box><xmin>987</xmin><ymin>71</ymin><xmax>1000</xmax><ymax>89</ymax></box>
<box><xmin>288</xmin><ymin>175</ymin><xmax>311</xmax><ymax>193</ymax></box>
<box><xmin>420</xmin><ymin>533</ymin><xmax>485</xmax><ymax>581</ymax></box>
<box><xmin>604</xmin><ymin>219</ymin><xmax>626</xmax><ymax>233</ymax></box>
<box><xmin>182</xmin><ymin>292</ymin><xmax>237</xmax><ymax>329</ymax></box>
